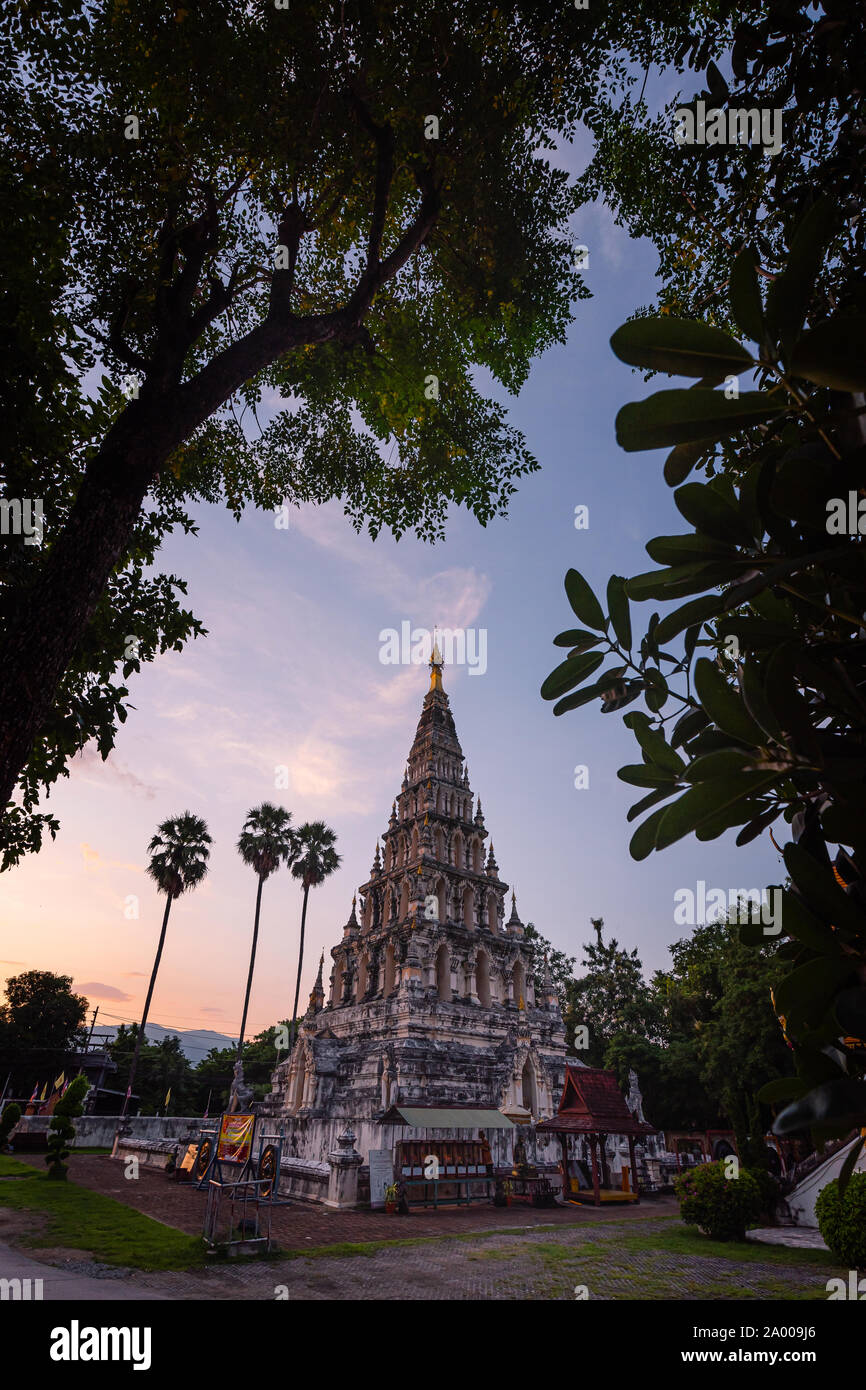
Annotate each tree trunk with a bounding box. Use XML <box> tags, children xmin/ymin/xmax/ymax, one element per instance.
<box><xmin>120</xmin><ymin>891</ymin><xmax>173</xmax><ymax>1119</ymax></box>
<box><xmin>237</xmin><ymin>874</ymin><xmax>264</xmax><ymax>1061</ymax></box>
<box><xmin>288</xmin><ymin>883</ymin><xmax>310</xmax><ymax>1054</ymax></box>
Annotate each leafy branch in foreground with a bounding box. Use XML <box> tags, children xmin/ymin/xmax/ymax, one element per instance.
<box><xmin>543</xmin><ymin>194</ymin><xmax>866</xmax><ymax>1171</ymax></box>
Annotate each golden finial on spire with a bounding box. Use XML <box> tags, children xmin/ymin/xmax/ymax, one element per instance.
<box><xmin>429</xmin><ymin>632</ymin><xmax>444</xmax><ymax>691</ymax></box>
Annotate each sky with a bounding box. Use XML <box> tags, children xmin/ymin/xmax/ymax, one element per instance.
<box><xmin>0</xmin><ymin>104</ymin><xmax>784</xmax><ymax>1063</ymax></box>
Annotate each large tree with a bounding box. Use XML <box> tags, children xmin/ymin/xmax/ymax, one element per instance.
<box><xmin>0</xmin><ymin>0</ymin><xmax>697</xmax><ymax>866</ymax></box>
<box><xmin>0</xmin><ymin>970</ymin><xmax>88</xmax><ymax>1096</ymax></box>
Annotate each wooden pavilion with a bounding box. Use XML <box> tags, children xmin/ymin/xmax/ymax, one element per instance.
<box><xmin>536</xmin><ymin>1065</ymin><xmax>657</xmax><ymax>1205</ymax></box>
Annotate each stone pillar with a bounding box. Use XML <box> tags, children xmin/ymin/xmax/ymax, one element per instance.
<box><xmin>324</xmin><ymin>1128</ymin><xmax>364</xmax><ymax>1210</ymax></box>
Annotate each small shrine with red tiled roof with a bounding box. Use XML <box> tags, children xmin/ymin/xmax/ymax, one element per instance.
<box><xmin>537</xmin><ymin>1065</ymin><xmax>657</xmax><ymax>1205</ymax></box>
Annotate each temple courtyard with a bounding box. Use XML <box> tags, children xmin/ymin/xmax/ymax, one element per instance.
<box><xmin>0</xmin><ymin>1153</ymin><xmax>843</xmax><ymax>1301</ymax></box>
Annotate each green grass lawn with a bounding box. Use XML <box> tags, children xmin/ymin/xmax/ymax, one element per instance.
<box><xmin>0</xmin><ymin>1157</ymin><xmax>205</xmax><ymax>1270</ymax></box>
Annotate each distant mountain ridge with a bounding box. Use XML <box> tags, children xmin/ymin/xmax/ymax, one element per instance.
<box><xmin>93</xmin><ymin>1021</ymin><xmax>237</xmax><ymax>1062</ymax></box>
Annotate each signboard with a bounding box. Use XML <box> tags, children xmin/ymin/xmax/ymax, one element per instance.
<box><xmin>217</xmin><ymin>1113</ymin><xmax>255</xmax><ymax>1165</ymax></box>
<box><xmin>180</xmin><ymin>1144</ymin><xmax>198</xmax><ymax>1173</ymax></box>
<box><xmin>369</xmin><ymin>1148</ymin><xmax>394</xmax><ymax>1208</ymax></box>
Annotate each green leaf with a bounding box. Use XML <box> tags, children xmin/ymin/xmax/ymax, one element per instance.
<box><xmin>606</xmin><ymin>575</ymin><xmax>631</xmax><ymax>649</ymax></box>
<box><xmin>645</xmin><ymin>533</ymin><xmax>734</xmax><ymax>566</ymax></box>
<box><xmin>654</xmin><ymin>771</ymin><xmax>781</xmax><ymax>850</ymax></box>
<box><xmin>552</xmin><ymin>684</ymin><xmax>605</xmax><ymax>717</ymax></box>
<box><xmin>765</xmin><ymin>198</ymin><xmax>837</xmax><ymax>348</ymax></box>
<box><xmin>643</xmin><ymin>666</ymin><xmax>669</xmax><ymax>713</ymax></box>
<box><xmin>540</xmin><ymin>650</ymin><xmax>604</xmax><ymax>702</ymax></box>
<box><xmin>693</xmin><ymin>658</ymin><xmax>767</xmax><ymax>744</ymax></box>
<box><xmin>773</xmin><ymin>1079</ymin><xmax>866</xmax><ymax>1136</ymax></box>
<box><xmin>553</xmin><ymin>628</ymin><xmax>603</xmax><ymax>650</ymax></box>
<box><xmin>623</xmin><ymin>710</ymin><xmax>685</xmax><ymax>774</ymax></box>
<box><xmin>617</xmin><ymin>763</ymin><xmax>678</xmax><ymax>789</ymax></box>
<box><xmin>779</xmin><ymin>890</ymin><xmax>842</xmax><ymax>956</ymax></box>
<box><xmin>629</xmin><ymin>803</ymin><xmax>670</xmax><ymax>861</ymax></box>
<box><xmin>783</xmin><ymin>844</ymin><xmax>865</xmax><ymax>941</ymax></box>
<box><xmin>671</xmin><ymin>707</ymin><xmax>709</xmax><ymax>748</ymax></box>
<box><xmin>757</xmin><ymin>1077</ymin><xmax>808</xmax><ymax>1105</ymax></box>
<box><xmin>790</xmin><ymin>317</ymin><xmax>866</xmax><ymax>392</ymax></box>
<box><xmin>684</xmin><ymin>749</ymin><xmax>751</xmax><ymax>781</ymax></box>
<box><xmin>654</xmin><ymin>595</ymin><xmax>726</xmax><ymax>645</ymax></box>
<box><xmin>626</xmin><ymin>784</ymin><xmax>680</xmax><ymax>823</ymax></box>
<box><xmin>610</xmin><ymin>316</ymin><xmax>753</xmax><ymax>378</ymax></box>
<box><xmin>774</xmin><ymin>956</ymin><xmax>854</xmax><ymax>1032</ymax></box>
<box><xmin>615</xmin><ymin>389</ymin><xmax>785</xmax><ymax>452</ymax></box>
<box><xmin>674</xmin><ymin>481</ymin><xmax>754</xmax><ymax>545</ymax></box>
<box><xmin>729</xmin><ymin>246</ymin><xmax>765</xmax><ymax>344</ymax></box>
<box><xmin>564</xmin><ymin>568</ymin><xmax>606</xmax><ymax>631</ymax></box>
<box><xmin>664</xmin><ymin>441</ymin><xmax>704</xmax><ymax>487</ymax></box>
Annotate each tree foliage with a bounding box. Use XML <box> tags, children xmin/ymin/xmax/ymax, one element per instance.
<box><xmin>544</xmin><ymin>5</ymin><xmax>866</xmax><ymax>1168</ymax></box>
<box><xmin>0</xmin><ymin>0</ymin><xmax>699</xmax><ymax>864</ymax></box>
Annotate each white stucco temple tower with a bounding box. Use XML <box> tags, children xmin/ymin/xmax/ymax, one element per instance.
<box><xmin>261</xmin><ymin>644</ymin><xmax>568</xmax><ymax>1199</ymax></box>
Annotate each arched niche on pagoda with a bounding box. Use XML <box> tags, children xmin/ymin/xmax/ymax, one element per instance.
<box><xmin>434</xmin><ymin>825</ymin><xmax>445</xmax><ymax>862</ymax></box>
<box><xmin>487</xmin><ymin>895</ymin><xmax>499</xmax><ymax>934</ymax></box>
<box><xmin>410</xmin><ymin>825</ymin><xmax>419</xmax><ymax>861</ymax></box>
<box><xmin>521</xmin><ymin>1055</ymin><xmax>539</xmax><ymax>1114</ymax></box>
<box><xmin>356</xmin><ymin>952</ymin><xmax>369</xmax><ymax>1001</ymax></box>
<box><xmin>383</xmin><ymin>942</ymin><xmax>397</xmax><ymax>997</ymax></box>
<box><xmin>453</xmin><ymin>829</ymin><xmax>464</xmax><ymax>869</ymax></box>
<box><xmin>472</xmin><ymin>838</ymin><xmax>483</xmax><ymax>873</ymax></box>
<box><xmin>398</xmin><ymin>879</ymin><xmax>409</xmax><ymax>920</ymax></box>
<box><xmin>512</xmin><ymin>958</ymin><xmax>526</xmax><ymax>1005</ymax></box>
<box><xmin>436</xmin><ymin>942</ymin><xmax>451</xmax><ymax>1001</ymax></box>
<box><xmin>476</xmin><ymin>949</ymin><xmax>491</xmax><ymax>1006</ymax></box>
<box><xmin>332</xmin><ymin>953</ymin><xmax>345</xmax><ymax>1007</ymax></box>
<box><xmin>434</xmin><ymin>876</ymin><xmax>447</xmax><ymax>925</ymax></box>
<box><xmin>462</xmin><ymin>884</ymin><xmax>475</xmax><ymax>930</ymax></box>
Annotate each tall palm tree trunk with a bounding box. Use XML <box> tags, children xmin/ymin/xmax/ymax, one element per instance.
<box><xmin>119</xmin><ymin>892</ymin><xmax>172</xmax><ymax>1121</ymax></box>
<box><xmin>289</xmin><ymin>882</ymin><xmax>310</xmax><ymax>1054</ymax></box>
<box><xmin>237</xmin><ymin>873</ymin><xmax>264</xmax><ymax>1061</ymax></box>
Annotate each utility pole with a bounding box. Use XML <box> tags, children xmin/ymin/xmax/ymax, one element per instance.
<box><xmin>85</xmin><ymin>1007</ymin><xmax>99</xmax><ymax>1051</ymax></box>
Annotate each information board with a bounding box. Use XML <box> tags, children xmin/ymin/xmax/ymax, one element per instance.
<box><xmin>369</xmin><ymin>1147</ymin><xmax>395</xmax><ymax>1207</ymax></box>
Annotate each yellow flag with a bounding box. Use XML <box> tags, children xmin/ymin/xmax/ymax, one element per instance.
<box><xmin>39</xmin><ymin>1083</ymin><xmax>47</xmax><ymax>1101</ymax></box>
<box><xmin>165</xmin><ymin>1088</ymin><xmax>171</xmax><ymax>1107</ymax></box>
<box><xmin>53</xmin><ymin>1071</ymin><xmax>65</xmax><ymax>1092</ymax></box>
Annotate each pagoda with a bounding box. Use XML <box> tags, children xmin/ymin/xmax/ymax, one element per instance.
<box><xmin>262</xmin><ymin>643</ymin><xmax>568</xmax><ymax>1194</ymax></box>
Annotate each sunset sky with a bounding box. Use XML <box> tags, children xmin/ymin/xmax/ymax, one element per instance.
<box><xmin>0</xmin><ymin>129</ymin><xmax>782</xmax><ymax>1061</ymax></box>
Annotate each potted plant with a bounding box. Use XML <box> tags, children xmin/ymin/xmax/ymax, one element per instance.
<box><xmin>384</xmin><ymin>1182</ymin><xmax>400</xmax><ymax>1214</ymax></box>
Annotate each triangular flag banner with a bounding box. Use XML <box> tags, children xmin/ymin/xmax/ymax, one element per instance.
<box><xmin>164</xmin><ymin>1088</ymin><xmax>171</xmax><ymax>1107</ymax></box>
<box><xmin>53</xmin><ymin>1072</ymin><xmax>65</xmax><ymax>1092</ymax></box>
<box><xmin>39</xmin><ymin>1083</ymin><xmax>47</xmax><ymax>1101</ymax></box>
<box><xmin>29</xmin><ymin>1084</ymin><xmax>38</xmax><ymax>1102</ymax></box>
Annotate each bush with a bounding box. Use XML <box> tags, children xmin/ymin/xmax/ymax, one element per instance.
<box><xmin>45</xmin><ymin>1076</ymin><xmax>89</xmax><ymax>1180</ymax></box>
<box><xmin>0</xmin><ymin>1103</ymin><xmax>21</xmax><ymax>1150</ymax></box>
<box><xmin>816</xmin><ymin>1171</ymin><xmax>866</xmax><ymax>1269</ymax></box>
<box><xmin>675</xmin><ymin>1161</ymin><xmax>763</xmax><ymax>1241</ymax></box>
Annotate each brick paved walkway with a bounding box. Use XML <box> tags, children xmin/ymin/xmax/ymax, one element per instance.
<box><xmin>8</xmin><ymin>1154</ymin><xmax>840</xmax><ymax>1301</ymax></box>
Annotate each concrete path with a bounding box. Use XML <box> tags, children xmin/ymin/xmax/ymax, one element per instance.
<box><xmin>0</xmin><ymin>1240</ymin><xmax>162</xmax><ymax>1301</ymax></box>
<box><xmin>747</xmin><ymin>1226</ymin><xmax>829</xmax><ymax>1251</ymax></box>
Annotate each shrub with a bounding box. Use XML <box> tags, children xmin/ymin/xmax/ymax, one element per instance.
<box><xmin>816</xmin><ymin>1171</ymin><xmax>866</xmax><ymax>1269</ymax></box>
<box><xmin>0</xmin><ymin>1103</ymin><xmax>21</xmax><ymax>1150</ymax></box>
<box><xmin>675</xmin><ymin>1161</ymin><xmax>763</xmax><ymax>1241</ymax></box>
<box><xmin>45</xmin><ymin>1076</ymin><xmax>89</xmax><ymax>1180</ymax></box>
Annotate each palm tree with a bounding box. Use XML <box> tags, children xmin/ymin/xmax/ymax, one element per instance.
<box><xmin>289</xmin><ymin>821</ymin><xmax>341</xmax><ymax>1053</ymax></box>
<box><xmin>231</xmin><ymin>803</ymin><xmax>296</xmax><ymax>1109</ymax></box>
<box><xmin>119</xmin><ymin>812</ymin><xmax>211</xmax><ymax>1122</ymax></box>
